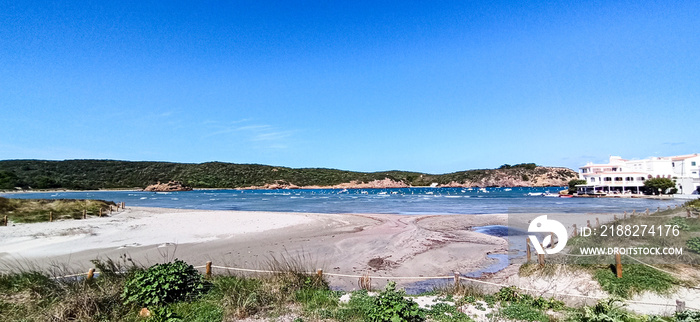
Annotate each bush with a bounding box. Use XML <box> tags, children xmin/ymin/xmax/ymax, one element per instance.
<box><xmin>676</xmin><ymin>310</ymin><xmax>700</xmax><ymax>321</ymax></box>
<box><xmin>367</xmin><ymin>281</ymin><xmax>425</xmax><ymax>322</ymax></box>
<box><xmin>122</xmin><ymin>260</ymin><xmax>208</xmax><ymax>307</ymax></box>
<box><xmin>687</xmin><ymin>237</ymin><xmax>700</xmax><ymax>254</ymax></box>
<box><xmin>593</xmin><ymin>265</ymin><xmax>676</xmax><ymax>298</ymax></box>
<box><xmin>578</xmin><ymin>298</ymin><xmax>632</xmax><ymax>322</ymax></box>
<box><xmin>668</xmin><ymin>217</ymin><xmax>690</xmax><ymax>231</ymax></box>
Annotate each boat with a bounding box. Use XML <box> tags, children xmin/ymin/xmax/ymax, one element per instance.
<box><xmin>504</xmin><ymin>188</ymin><xmax>512</xmax><ymax>191</ymax></box>
<box><xmin>543</xmin><ymin>193</ymin><xmax>559</xmax><ymax>197</ymax></box>
<box><xmin>527</xmin><ymin>192</ymin><xmax>545</xmax><ymax>196</ymax></box>
<box><xmin>559</xmin><ymin>195</ymin><xmax>574</xmax><ymax>198</ymax></box>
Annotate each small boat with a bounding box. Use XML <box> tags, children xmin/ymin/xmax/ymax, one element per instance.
<box><xmin>527</xmin><ymin>192</ymin><xmax>545</xmax><ymax>196</ymax></box>
<box><xmin>543</xmin><ymin>193</ymin><xmax>559</xmax><ymax>197</ymax></box>
<box><xmin>504</xmin><ymin>188</ymin><xmax>512</xmax><ymax>191</ymax></box>
<box><xmin>559</xmin><ymin>195</ymin><xmax>574</xmax><ymax>198</ymax></box>
<box><xmin>479</xmin><ymin>188</ymin><xmax>489</xmax><ymax>193</ymax></box>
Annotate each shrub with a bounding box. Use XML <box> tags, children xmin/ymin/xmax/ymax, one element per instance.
<box><xmin>578</xmin><ymin>298</ymin><xmax>632</xmax><ymax>322</ymax></box>
<box><xmin>593</xmin><ymin>264</ymin><xmax>676</xmax><ymax>298</ymax></box>
<box><xmin>367</xmin><ymin>281</ymin><xmax>425</xmax><ymax>322</ymax></box>
<box><xmin>687</xmin><ymin>237</ymin><xmax>700</xmax><ymax>254</ymax></box>
<box><xmin>122</xmin><ymin>260</ymin><xmax>207</xmax><ymax>307</ymax></box>
<box><xmin>676</xmin><ymin>310</ymin><xmax>700</xmax><ymax>322</ymax></box>
<box><xmin>668</xmin><ymin>217</ymin><xmax>690</xmax><ymax>231</ymax></box>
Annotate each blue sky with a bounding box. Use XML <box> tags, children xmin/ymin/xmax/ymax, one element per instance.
<box><xmin>1</xmin><ymin>1</ymin><xmax>698</xmax><ymax>174</ymax></box>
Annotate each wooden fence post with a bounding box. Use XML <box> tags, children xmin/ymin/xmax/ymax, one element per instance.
<box><xmin>87</xmin><ymin>268</ymin><xmax>95</xmax><ymax>281</ymax></box>
<box><xmin>595</xmin><ymin>218</ymin><xmax>600</xmax><ymax>227</ymax></box>
<box><xmin>316</xmin><ymin>269</ymin><xmax>323</xmax><ymax>280</ymax></box>
<box><xmin>3</xmin><ymin>215</ymin><xmax>7</xmax><ymax>226</ymax></box>
<box><xmin>49</xmin><ymin>211</ymin><xmax>53</xmax><ymax>222</ymax></box>
<box><xmin>526</xmin><ymin>238</ymin><xmax>531</xmax><ymax>262</ymax></box>
<box><xmin>646</xmin><ymin>208</ymin><xmax>649</xmax><ymax>215</ymax></box>
<box><xmin>121</xmin><ymin>202</ymin><xmax>125</xmax><ymax>209</ymax></box>
<box><xmin>614</xmin><ymin>214</ymin><xmax>618</xmax><ymax>220</ymax></box>
<box><xmin>687</xmin><ymin>209</ymin><xmax>692</xmax><ymax>218</ymax></box>
<box><xmin>615</xmin><ymin>253</ymin><xmax>622</xmax><ymax>278</ymax></box>
<box><xmin>587</xmin><ymin>220</ymin><xmax>591</xmax><ymax>229</ymax></box>
<box><xmin>205</xmin><ymin>261</ymin><xmax>212</xmax><ymax>278</ymax></box>
<box><xmin>676</xmin><ymin>300</ymin><xmax>686</xmax><ymax>313</ymax></box>
<box><xmin>657</xmin><ymin>207</ymin><xmax>660</xmax><ymax>213</ymax></box>
<box><xmin>83</xmin><ymin>209</ymin><xmax>87</xmax><ymax>219</ymax></box>
<box><xmin>538</xmin><ymin>253</ymin><xmax>545</xmax><ymax>267</ymax></box>
<box><xmin>453</xmin><ymin>272</ymin><xmax>460</xmax><ymax>288</ymax></box>
<box><xmin>667</xmin><ymin>205</ymin><xmax>671</xmax><ymax>210</ymax></box>
<box><xmin>572</xmin><ymin>224</ymin><xmax>577</xmax><ymax>237</ymax></box>
<box><xmin>550</xmin><ymin>232</ymin><xmax>554</xmax><ymax>248</ymax></box>
<box><xmin>99</xmin><ymin>208</ymin><xmax>102</xmax><ymax>217</ymax></box>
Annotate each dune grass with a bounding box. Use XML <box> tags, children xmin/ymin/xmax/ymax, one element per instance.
<box><xmin>0</xmin><ymin>197</ymin><xmax>116</xmax><ymax>223</ymax></box>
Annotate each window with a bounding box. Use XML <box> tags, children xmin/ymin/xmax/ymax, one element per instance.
<box><xmin>637</xmin><ymin>177</ymin><xmax>645</xmax><ymax>181</ymax></box>
<box><xmin>590</xmin><ymin>178</ymin><xmax>596</xmax><ymax>182</ymax></box>
<box><xmin>693</xmin><ymin>161</ymin><xmax>697</xmax><ymax>166</ymax></box>
<box><xmin>615</xmin><ymin>177</ymin><xmax>623</xmax><ymax>181</ymax></box>
<box><xmin>604</xmin><ymin>177</ymin><xmax>612</xmax><ymax>182</ymax></box>
<box><xmin>625</xmin><ymin>177</ymin><xmax>633</xmax><ymax>181</ymax></box>
<box><xmin>612</xmin><ymin>167</ymin><xmax>618</xmax><ymax>172</ymax></box>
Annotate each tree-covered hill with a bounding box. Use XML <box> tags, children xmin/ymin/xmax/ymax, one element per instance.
<box><xmin>0</xmin><ymin>160</ymin><xmax>578</xmax><ymax>190</ymax></box>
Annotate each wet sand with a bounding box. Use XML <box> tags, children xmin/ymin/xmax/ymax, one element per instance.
<box><xmin>0</xmin><ymin>207</ymin><xmax>507</xmax><ymax>290</ymax></box>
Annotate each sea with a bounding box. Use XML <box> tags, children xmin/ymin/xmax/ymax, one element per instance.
<box><xmin>2</xmin><ymin>187</ymin><xmax>678</xmax><ymax>215</ymax></box>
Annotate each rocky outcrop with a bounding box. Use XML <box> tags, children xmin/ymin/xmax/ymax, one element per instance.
<box><xmin>239</xmin><ymin>167</ymin><xmax>578</xmax><ymax>189</ymax></box>
<box><xmin>314</xmin><ymin>178</ymin><xmax>410</xmax><ymax>189</ymax></box>
<box><xmin>437</xmin><ymin>167</ymin><xmax>578</xmax><ymax>188</ymax></box>
<box><xmin>144</xmin><ymin>181</ymin><xmax>193</xmax><ymax>192</ymax></box>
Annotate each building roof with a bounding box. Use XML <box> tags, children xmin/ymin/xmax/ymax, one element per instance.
<box><xmin>671</xmin><ymin>153</ymin><xmax>699</xmax><ymax>161</ymax></box>
<box><xmin>582</xmin><ymin>172</ymin><xmax>647</xmax><ymax>175</ymax></box>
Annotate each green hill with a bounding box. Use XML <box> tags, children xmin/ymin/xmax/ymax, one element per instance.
<box><xmin>0</xmin><ymin>160</ymin><xmax>578</xmax><ymax>190</ymax></box>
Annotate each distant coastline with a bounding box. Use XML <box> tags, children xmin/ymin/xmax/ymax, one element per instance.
<box><xmin>0</xmin><ymin>159</ymin><xmax>578</xmax><ymax>191</ymax></box>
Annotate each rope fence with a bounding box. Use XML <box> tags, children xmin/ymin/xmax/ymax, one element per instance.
<box><xmin>6</xmin><ymin>201</ymin><xmax>699</xmax><ymax>313</ymax></box>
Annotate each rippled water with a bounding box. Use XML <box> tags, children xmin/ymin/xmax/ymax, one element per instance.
<box><xmin>3</xmin><ymin>187</ymin><xmax>676</xmax><ymax>214</ymax></box>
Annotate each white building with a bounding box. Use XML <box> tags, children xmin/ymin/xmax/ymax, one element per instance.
<box><xmin>577</xmin><ymin>154</ymin><xmax>700</xmax><ymax>195</ymax></box>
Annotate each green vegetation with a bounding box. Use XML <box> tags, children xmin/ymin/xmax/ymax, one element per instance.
<box><xmin>0</xmin><ymin>159</ymin><xmax>578</xmax><ymax>190</ymax></box>
<box><xmin>366</xmin><ymin>281</ymin><xmax>425</xmax><ymax>322</ymax></box>
<box><xmin>0</xmin><ymin>196</ymin><xmax>115</xmax><ymax>223</ymax></box>
<box><xmin>122</xmin><ymin>260</ymin><xmax>208</xmax><ymax>307</ymax></box>
<box><xmin>2</xmin><ymin>260</ymin><xmax>697</xmax><ymax>322</ymax></box>
<box><xmin>593</xmin><ymin>264</ymin><xmax>677</xmax><ymax>298</ymax></box>
<box><xmin>687</xmin><ymin>237</ymin><xmax>700</xmax><ymax>254</ymax></box>
<box><xmin>643</xmin><ymin>178</ymin><xmax>676</xmax><ymax>195</ymax></box>
<box><xmin>569</xmin><ymin>178</ymin><xmax>588</xmax><ymax>194</ymax></box>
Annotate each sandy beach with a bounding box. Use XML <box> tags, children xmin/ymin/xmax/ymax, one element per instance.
<box><xmin>0</xmin><ymin>207</ymin><xmax>508</xmax><ymax>287</ymax></box>
<box><xmin>1</xmin><ymin>206</ymin><xmax>698</xmax><ymax>315</ymax></box>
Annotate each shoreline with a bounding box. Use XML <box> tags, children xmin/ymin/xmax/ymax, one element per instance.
<box><xmin>1</xmin><ymin>206</ymin><xmax>696</xmax><ymax>314</ymax></box>
<box><xmin>0</xmin><ymin>207</ymin><xmax>510</xmax><ymax>289</ymax></box>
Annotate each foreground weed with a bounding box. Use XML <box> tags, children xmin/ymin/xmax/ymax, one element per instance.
<box><xmin>367</xmin><ymin>281</ymin><xmax>425</xmax><ymax>322</ymax></box>
<box><xmin>593</xmin><ymin>264</ymin><xmax>676</xmax><ymax>299</ymax></box>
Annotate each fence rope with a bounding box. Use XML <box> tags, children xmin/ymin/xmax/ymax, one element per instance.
<box><xmin>197</xmin><ymin>263</ymin><xmax>687</xmax><ymax>308</ymax></box>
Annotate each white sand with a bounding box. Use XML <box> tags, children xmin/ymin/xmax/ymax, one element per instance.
<box><xmin>0</xmin><ymin>207</ymin><xmax>315</xmax><ymax>258</ymax></box>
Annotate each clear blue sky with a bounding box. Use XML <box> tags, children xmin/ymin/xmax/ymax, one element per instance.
<box><xmin>1</xmin><ymin>1</ymin><xmax>698</xmax><ymax>174</ymax></box>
